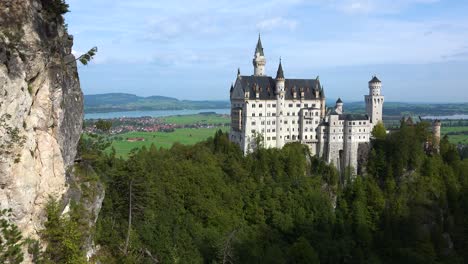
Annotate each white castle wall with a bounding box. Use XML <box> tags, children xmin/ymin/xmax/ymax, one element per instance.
<box><xmin>229</xmin><ymin>39</ymin><xmax>384</xmax><ymax>175</ymax></box>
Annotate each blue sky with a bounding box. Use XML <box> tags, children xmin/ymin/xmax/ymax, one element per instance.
<box><xmin>66</xmin><ymin>0</ymin><xmax>468</xmax><ymax>102</ymax></box>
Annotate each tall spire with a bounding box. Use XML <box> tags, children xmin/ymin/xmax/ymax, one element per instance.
<box><xmin>276</xmin><ymin>58</ymin><xmax>284</xmax><ymax>79</ymax></box>
<box><xmin>255</xmin><ymin>34</ymin><xmax>264</xmax><ymax>56</ymax></box>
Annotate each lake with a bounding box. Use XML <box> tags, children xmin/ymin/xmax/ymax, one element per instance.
<box><xmin>421</xmin><ymin>114</ymin><xmax>468</xmax><ymax>120</ymax></box>
<box><xmin>85</xmin><ymin>108</ymin><xmax>231</xmax><ymax>119</ymax></box>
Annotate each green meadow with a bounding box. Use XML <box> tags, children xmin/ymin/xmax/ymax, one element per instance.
<box><xmin>162</xmin><ymin>114</ymin><xmax>229</xmax><ymax>125</ymax></box>
<box><xmin>441</xmin><ymin>126</ymin><xmax>468</xmax><ymax>144</ymax></box>
<box><xmin>109</xmin><ymin>126</ymin><xmax>229</xmax><ymax>158</ymax></box>
<box><xmin>103</xmin><ymin>114</ymin><xmax>467</xmax><ymax>158</ymax></box>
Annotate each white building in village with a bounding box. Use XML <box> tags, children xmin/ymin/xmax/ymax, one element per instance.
<box><xmin>229</xmin><ymin>35</ymin><xmax>385</xmax><ymax>173</ymax></box>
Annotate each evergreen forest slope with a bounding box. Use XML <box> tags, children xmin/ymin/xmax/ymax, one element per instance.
<box><xmin>81</xmin><ymin>122</ymin><xmax>468</xmax><ymax>263</ymax></box>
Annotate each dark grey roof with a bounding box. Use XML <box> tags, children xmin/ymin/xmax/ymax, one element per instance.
<box><xmin>276</xmin><ymin>61</ymin><xmax>284</xmax><ymax>79</ymax></box>
<box><xmin>238</xmin><ymin>75</ymin><xmax>324</xmax><ymax>100</ymax></box>
<box><xmin>320</xmin><ymin>86</ymin><xmax>325</xmax><ymax>98</ymax></box>
<box><xmin>369</xmin><ymin>76</ymin><xmax>381</xmax><ymax>83</ymax></box>
<box><xmin>255</xmin><ymin>35</ymin><xmax>264</xmax><ymax>56</ymax></box>
<box><xmin>336</xmin><ymin>98</ymin><xmax>342</xmax><ymax>103</ymax></box>
<box><xmin>339</xmin><ymin>114</ymin><xmax>369</xmax><ymax>121</ymax></box>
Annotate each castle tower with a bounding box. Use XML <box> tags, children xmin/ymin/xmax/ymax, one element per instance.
<box><xmin>365</xmin><ymin>76</ymin><xmax>384</xmax><ymax>127</ymax></box>
<box><xmin>335</xmin><ymin>98</ymin><xmax>343</xmax><ymax>114</ymax></box>
<box><xmin>320</xmin><ymin>86</ymin><xmax>326</xmax><ymax>117</ymax></box>
<box><xmin>275</xmin><ymin>59</ymin><xmax>285</xmax><ymax>148</ymax></box>
<box><xmin>432</xmin><ymin>120</ymin><xmax>441</xmax><ymax>153</ymax></box>
<box><xmin>253</xmin><ymin>35</ymin><xmax>266</xmax><ymax>76</ymax></box>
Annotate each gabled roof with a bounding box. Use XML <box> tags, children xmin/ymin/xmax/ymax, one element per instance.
<box><xmin>369</xmin><ymin>76</ymin><xmax>381</xmax><ymax>83</ymax></box>
<box><xmin>255</xmin><ymin>35</ymin><xmax>264</xmax><ymax>56</ymax></box>
<box><xmin>237</xmin><ymin>75</ymin><xmax>324</xmax><ymax>100</ymax></box>
<box><xmin>336</xmin><ymin>98</ymin><xmax>343</xmax><ymax>103</ymax></box>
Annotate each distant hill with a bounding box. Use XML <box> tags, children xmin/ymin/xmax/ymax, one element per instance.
<box><xmin>341</xmin><ymin>101</ymin><xmax>468</xmax><ymax>118</ymax></box>
<box><xmin>84</xmin><ymin>93</ymin><xmax>230</xmax><ymax>113</ymax></box>
<box><xmin>85</xmin><ymin>93</ymin><xmax>468</xmax><ymax>117</ymax></box>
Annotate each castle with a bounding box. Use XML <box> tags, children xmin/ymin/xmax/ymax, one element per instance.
<box><xmin>229</xmin><ymin>35</ymin><xmax>384</xmax><ymax>173</ymax></box>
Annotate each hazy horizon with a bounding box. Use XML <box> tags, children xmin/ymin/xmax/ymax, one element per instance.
<box><xmin>66</xmin><ymin>0</ymin><xmax>468</xmax><ymax>102</ymax></box>
<box><xmin>84</xmin><ymin>92</ymin><xmax>468</xmax><ymax>104</ymax></box>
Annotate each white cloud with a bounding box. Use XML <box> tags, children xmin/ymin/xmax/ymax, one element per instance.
<box><xmin>256</xmin><ymin>17</ymin><xmax>298</xmax><ymax>31</ymax></box>
<box><xmin>71</xmin><ymin>49</ymin><xmax>83</xmax><ymax>57</ymax></box>
<box><xmin>330</xmin><ymin>0</ymin><xmax>440</xmax><ymax>14</ymax></box>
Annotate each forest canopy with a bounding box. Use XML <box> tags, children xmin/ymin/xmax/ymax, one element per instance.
<box><xmin>81</xmin><ymin>123</ymin><xmax>468</xmax><ymax>264</ymax></box>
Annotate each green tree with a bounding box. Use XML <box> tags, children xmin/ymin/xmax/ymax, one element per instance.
<box><xmin>0</xmin><ymin>209</ymin><xmax>24</xmax><ymax>264</ymax></box>
<box><xmin>372</xmin><ymin>121</ymin><xmax>386</xmax><ymax>139</ymax></box>
<box><xmin>94</xmin><ymin>119</ymin><xmax>112</xmax><ymax>134</ymax></box>
<box><xmin>42</xmin><ymin>199</ymin><xmax>86</xmax><ymax>264</ymax></box>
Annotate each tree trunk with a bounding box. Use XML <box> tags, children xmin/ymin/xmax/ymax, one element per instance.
<box><xmin>124</xmin><ymin>179</ymin><xmax>133</xmax><ymax>255</ymax></box>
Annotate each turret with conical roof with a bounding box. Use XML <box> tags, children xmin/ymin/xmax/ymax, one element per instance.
<box><xmin>335</xmin><ymin>98</ymin><xmax>343</xmax><ymax>114</ymax></box>
<box><xmin>255</xmin><ymin>34</ymin><xmax>264</xmax><ymax>56</ymax></box>
<box><xmin>275</xmin><ymin>59</ymin><xmax>285</xmax><ymax>97</ymax></box>
<box><xmin>365</xmin><ymin>75</ymin><xmax>384</xmax><ymax>127</ymax></box>
<box><xmin>276</xmin><ymin>58</ymin><xmax>284</xmax><ymax>80</ymax></box>
<box><xmin>368</xmin><ymin>75</ymin><xmax>382</xmax><ymax>96</ymax></box>
<box><xmin>253</xmin><ymin>34</ymin><xmax>266</xmax><ymax>76</ymax></box>
<box><xmin>369</xmin><ymin>76</ymin><xmax>381</xmax><ymax>84</ymax></box>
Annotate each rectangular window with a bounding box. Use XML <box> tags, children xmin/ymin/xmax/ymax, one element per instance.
<box><xmin>304</xmin><ymin>104</ymin><xmax>308</xmax><ymax>107</ymax></box>
<box><xmin>296</xmin><ymin>104</ymin><xmax>300</xmax><ymax>107</ymax></box>
<box><xmin>259</xmin><ymin>104</ymin><xmax>263</xmax><ymax>107</ymax></box>
<box><xmin>272</xmin><ymin>104</ymin><xmax>276</xmax><ymax>107</ymax></box>
<box><xmin>252</xmin><ymin>104</ymin><xmax>256</xmax><ymax>108</ymax></box>
<box><xmin>272</xmin><ymin>137</ymin><xmax>276</xmax><ymax>140</ymax></box>
<box><xmin>261</xmin><ymin>121</ymin><xmax>265</xmax><ymax>125</ymax></box>
<box><xmin>267</xmin><ymin>104</ymin><xmax>271</xmax><ymax>107</ymax></box>
<box><xmin>267</xmin><ymin>137</ymin><xmax>271</xmax><ymax>140</ymax></box>
<box><xmin>251</xmin><ymin>121</ymin><xmax>256</xmax><ymax>125</ymax></box>
<box><xmin>259</xmin><ymin>113</ymin><xmax>263</xmax><ymax>116</ymax></box>
<box><xmin>289</xmin><ymin>103</ymin><xmax>293</xmax><ymax>107</ymax></box>
<box><xmin>272</xmin><ymin>113</ymin><xmax>276</xmax><ymax>116</ymax></box>
<box><xmin>252</xmin><ymin>113</ymin><xmax>255</xmax><ymax>117</ymax></box>
<box><xmin>284</xmin><ymin>121</ymin><xmax>288</xmax><ymax>124</ymax></box>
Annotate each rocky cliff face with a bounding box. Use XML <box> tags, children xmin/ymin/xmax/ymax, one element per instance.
<box><xmin>0</xmin><ymin>0</ymin><xmax>83</xmax><ymax>239</ymax></box>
